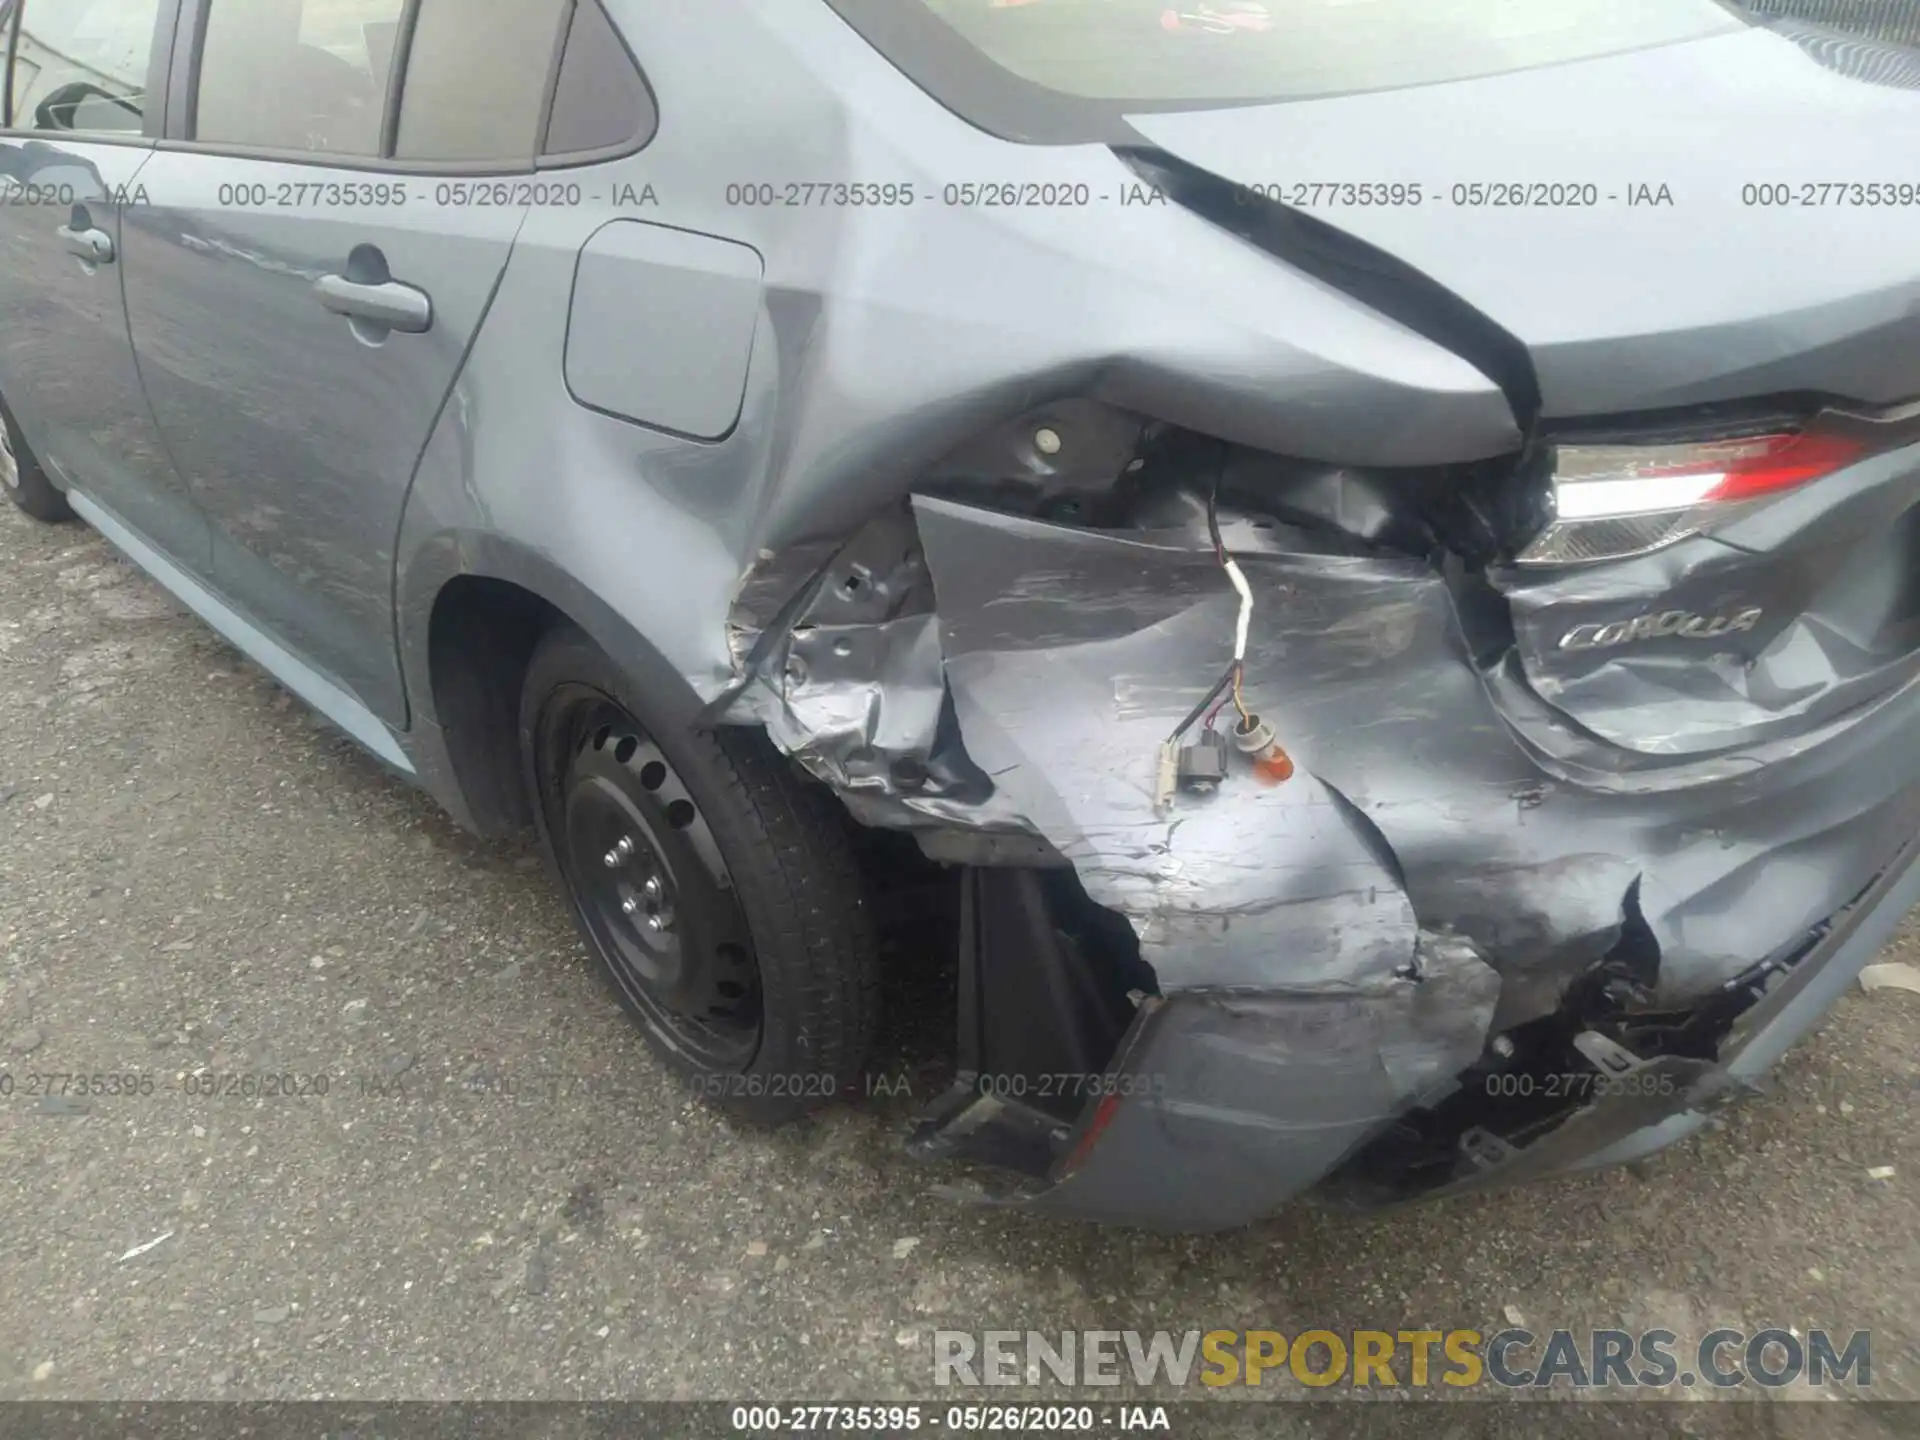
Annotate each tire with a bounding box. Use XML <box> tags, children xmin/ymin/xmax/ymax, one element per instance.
<box><xmin>519</xmin><ymin>623</ymin><xmax>879</xmax><ymax>1122</ymax></box>
<box><xmin>0</xmin><ymin>404</ymin><xmax>75</xmax><ymax>523</ymax></box>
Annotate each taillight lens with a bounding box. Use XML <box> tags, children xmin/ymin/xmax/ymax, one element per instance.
<box><xmin>1518</xmin><ymin>430</ymin><xmax>1868</xmax><ymax>566</ymax></box>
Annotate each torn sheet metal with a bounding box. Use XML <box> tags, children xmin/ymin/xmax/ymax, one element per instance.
<box><xmin>727</xmin><ymin>480</ymin><xmax>1920</xmax><ymax>1041</ymax></box>
<box><xmin>717</xmin><ymin>485</ymin><xmax>1920</xmax><ymax>1220</ymax></box>
<box><xmin>720</xmin><ymin>508</ymin><xmax>1039</xmax><ymax>847</ymax></box>
<box><xmin>906</xmin><ymin>492</ymin><xmax>1920</xmax><ymax>1012</ymax></box>
<box><xmin>911</xmin><ymin>492</ymin><xmax>1453</xmax><ymax>992</ymax></box>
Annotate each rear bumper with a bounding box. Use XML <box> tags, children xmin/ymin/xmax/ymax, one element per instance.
<box><xmin>1567</xmin><ymin>832</ymin><xmax>1920</xmax><ymax>1173</ymax></box>
<box><xmin>1014</xmin><ymin>832</ymin><xmax>1920</xmax><ymax>1232</ymax></box>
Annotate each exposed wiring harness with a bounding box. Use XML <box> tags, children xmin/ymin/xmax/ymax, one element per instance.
<box><xmin>1164</xmin><ymin>479</ymin><xmax>1254</xmax><ymax>746</ymax></box>
<box><xmin>1154</xmin><ymin>479</ymin><xmax>1267</xmax><ymax>813</ymax></box>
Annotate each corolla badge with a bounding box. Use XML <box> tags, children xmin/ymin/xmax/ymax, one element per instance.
<box><xmin>1560</xmin><ymin>607</ymin><xmax>1763</xmax><ymax>651</ymax></box>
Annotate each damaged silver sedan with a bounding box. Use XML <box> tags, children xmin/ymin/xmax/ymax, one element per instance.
<box><xmin>5</xmin><ymin>0</ymin><xmax>1920</xmax><ymax>1229</ymax></box>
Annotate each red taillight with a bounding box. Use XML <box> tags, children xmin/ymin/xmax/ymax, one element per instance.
<box><xmin>1520</xmin><ymin>428</ymin><xmax>1870</xmax><ymax>565</ymax></box>
<box><xmin>1695</xmin><ymin>431</ymin><xmax>1868</xmax><ymax>503</ymax></box>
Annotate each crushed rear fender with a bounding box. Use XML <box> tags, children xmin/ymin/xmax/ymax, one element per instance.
<box><xmin>716</xmin><ymin>469</ymin><xmax>1920</xmax><ymax>1227</ymax></box>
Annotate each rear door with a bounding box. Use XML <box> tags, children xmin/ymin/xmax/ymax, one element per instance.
<box><xmin>0</xmin><ymin>0</ymin><xmax>205</xmax><ymax>565</ymax></box>
<box><xmin>119</xmin><ymin>0</ymin><xmax>570</xmax><ymax>725</ymax></box>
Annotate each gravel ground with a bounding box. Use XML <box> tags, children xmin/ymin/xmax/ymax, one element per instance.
<box><xmin>1</xmin><ymin>498</ymin><xmax>1917</xmax><ymax>1433</ymax></box>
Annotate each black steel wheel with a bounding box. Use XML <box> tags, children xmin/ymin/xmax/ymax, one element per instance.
<box><xmin>552</xmin><ymin>691</ymin><xmax>763</xmax><ymax>1068</ymax></box>
<box><xmin>521</xmin><ymin>624</ymin><xmax>877</xmax><ymax>1121</ymax></box>
<box><xmin>1</xmin><ymin>403</ymin><xmax>75</xmax><ymax>523</ymax></box>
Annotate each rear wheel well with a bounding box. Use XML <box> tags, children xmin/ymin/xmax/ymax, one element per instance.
<box><xmin>428</xmin><ymin>576</ymin><xmax>564</xmax><ymax>835</ymax></box>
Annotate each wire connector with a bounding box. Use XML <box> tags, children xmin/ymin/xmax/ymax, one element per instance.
<box><xmin>1177</xmin><ymin>731</ymin><xmax>1230</xmax><ymax>794</ymax></box>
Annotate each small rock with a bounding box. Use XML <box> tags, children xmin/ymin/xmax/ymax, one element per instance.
<box><xmin>895</xmin><ymin>1330</ymin><xmax>917</xmax><ymax>1348</ymax></box>
<box><xmin>524</xmin><ymin>1248</ymin><xmax>551</xmax><ymax>1295</ymax></box>
<box><xmin>1867</xmin><ymin>1165</ymin><xmax>1896</xmax><ymax>1181</ymax></box>
<box><xmin>595</xmin><ymin>1325</ymin><xmax>611</xmax><ymax>1339</ymax></box>
<box><xmin>32</xmin><ymin>1361</ymin><xmax>53</xmax><ymax>1382</ymax></box>
<box><xmin>892</xmin><ymin>1237</ymin><xmax>921</xmax><ymax>1260</ymax></box>
<box><xmin>117</xmin><ymin>1231</ymin><xmax>175</xmax><ymax>1262</ymax></box>
<box><xmin>148</xmin><ymin>1033</ymin><xmax>174</xmax><ymax>1051</ymax></box>
<box><xmin>745</xmin><ymin>1240</ymin><xmax>768</xmax><ymax>1258</ymax></box>
<box><xmin>342</xmin><ymin>998</ymin><xmax>369</xmax><ymax>1017</ymax></box>
<box><xmin>384</xmin><ymin>1052</ymin><xmax>416</xmax><ymax>1077</ymax></box>
<box><xmin>1859</xmin><ymin>962</ymin><xmax>1920</xmax><ymax>996</ymax></box>
<box><xmin>1808</xmin><ymin>1268</ymin><xmax>1825</xmax><ymax>1282</ymax></box>
<box><xmin>774</xmin><ymin>1256</ymin><xmax>791</xmax><ymax>1274</ymax></box>
<box><xmin>1503</xmin><ymin>1305</ymin><xmax>1526</xmax><ymax>1327</ymax></box>
<box><xmin>32</xmin><ymin>793</ymin><xmax>54</xmax><ymax>811</ymax></box>
<box><xmin>1839</xmin><ymin>1100</ymin><xmax>1855</xmax><ymax>1115</ymax></box>
<box><xmin>10</xmin><ymin>1026</ymin><xmax>45</xmax><ymax>1055</ymax></box>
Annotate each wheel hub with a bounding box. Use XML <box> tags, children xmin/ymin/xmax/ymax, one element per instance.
<box><xmin>616</xmin><ymin>871</ymin><xmax>675</xmax><ymax>933</ymax></box>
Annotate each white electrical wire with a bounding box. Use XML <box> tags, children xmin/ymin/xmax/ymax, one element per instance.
<box><xmin>1223</xmin><ymin>556</ymin><xmax>1253</xmax><ymax>661</ymax></box>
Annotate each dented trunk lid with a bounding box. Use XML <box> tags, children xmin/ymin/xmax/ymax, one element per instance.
<box><xmin>1125</xmin><ymin>24</ymin><xmax>1920</xmax><ymax>418</ymax></box>
<box><xmin>1128</xmin><ymin>23</ymin><xmax>1920</xmax><ymax>757</ymax></box>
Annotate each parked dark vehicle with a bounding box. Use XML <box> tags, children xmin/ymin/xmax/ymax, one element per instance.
<box><xmin>3</xmin><ymin>0</ymin><xmax>1920</xmax><ymax>1230</ymax></box>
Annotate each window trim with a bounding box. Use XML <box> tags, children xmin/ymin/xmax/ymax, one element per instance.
<box><xmin>534</xmin><ymin>0</ymin><xmax>659</xmax><ymax>169</ymax></box>
<box><xmin>3</xmin><ymin>0</ymin><xmax>19</xmax><ymax>128</ymax></box>
<box><xmin>374</xmin><ymin>0</ymin><xmax>420</xmax><ymax>160</ymax></box>
<box><xmin>0</xmin><ymin>0</ymin><xmax>184</xmax><ymax>144</ymax></box>
<box><xmin>160</xmin><ymin>0</ymin><xmax>654</xmax><ymax>175</ymax></box>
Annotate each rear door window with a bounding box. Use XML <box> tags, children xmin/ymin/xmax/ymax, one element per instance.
<box><xmin>391</xmin><ymin>0</ymin><xmax>570</xmax><ymax>164</ymax></box>
<box><xmin>5</xmin><ymin>0</ymin><xmax>163</xmax><ymax>134</ymax></box>
<box><xmin>188</xmin><ymin>0</ymin><xmax>638</xmax><ymax>167</ymax></box>
<box><xmin>194</xmin><ymin>0</ymin><xmax>405</xmax><ymax>156</ymax></box>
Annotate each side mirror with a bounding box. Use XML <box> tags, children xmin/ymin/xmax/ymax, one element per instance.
<box><xmin>33</xmin><ymin>80</ymin><xmax>142</xmax><ymax>133</ymax></box>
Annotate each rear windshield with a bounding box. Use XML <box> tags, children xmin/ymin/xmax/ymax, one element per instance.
<box><xmin>824</xmin><ymin>0</ymin><xmax>1745</xmax><ymax>139</ymax></box>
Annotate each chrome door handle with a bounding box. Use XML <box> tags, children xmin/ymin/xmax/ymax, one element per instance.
<box><xmin>313</xmin><ymin>273</ymin><xmax>432</xmax><ymax>333</ymax></box>
<box><xmin>56</xmin><ymin>223</ymin><xmax>114</xmax><ymax>265</ymax></box>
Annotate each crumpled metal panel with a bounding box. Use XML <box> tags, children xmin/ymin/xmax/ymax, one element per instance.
<box><xmin>902</xmin><ymin>494</ymin><xmax>1920</xmax><ymax>1012</ymax></box>
<box><xmin>910</xmin><ymin>495</ymin><xmax>1427</xmax><ymax>990</ymax></box>
<box><xmin>720</xmin><ymin>509</ymin><xmax>1041</xmax><ymax>843</ymax></box>
<box><xmin>722</xmin><ymin>479</ymin><xmax>1920</xmax><ymax>1033</ymax></box>
<box><xmin>1025</xmin><ymin>932</ymin><xmax>1501</xmax><ymax>1230</ymax></box>
<box><xmin>1496</xmin><ymin>440</ymin><xmax>1920</xmax><ymax>757</ymax></box>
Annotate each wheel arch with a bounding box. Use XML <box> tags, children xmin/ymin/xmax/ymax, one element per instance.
<box><xmin>401</xmin><ymin>530</ymin><xmax>713</xmax><ymax>837</ymax></box>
